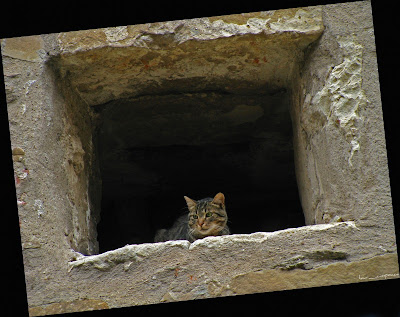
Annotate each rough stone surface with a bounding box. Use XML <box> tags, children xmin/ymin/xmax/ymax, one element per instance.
<box><xmin>58</xmin><ymin>223</ymin><xmax>398</xmax><ymax>310</ymax></box>
<box><xmin>52</xmin><ymin>7</ymin><xmax>323</xmax><ymax>106</ymax></box>
<box><xmin>230</xmin><ymin>253</ymin><xmax>399</xmax><ymax>295</ymax></box>
<box><xmin>29</xmin><ymin>299</ymin><xmax>109</xmax><ymax>317</ymax></box>
<box><xmin>290</xmin><ymin>1</ymin><xmax>395</xmax><ymax>234</ymax></box>
<box><xmin>1</xmin><ymin>1</ymin><xmax>398</xmax><ymax>316</ymax></box>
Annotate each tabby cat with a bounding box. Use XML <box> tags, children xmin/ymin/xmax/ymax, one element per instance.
<box><xmin>154</xmin><ymin>192</ymin><xmax>230</xmax><ymax>243</ymax></box>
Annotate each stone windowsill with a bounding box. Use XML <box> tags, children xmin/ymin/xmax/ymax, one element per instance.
<box><xmin>69</xmin><ymin>221</ymin><xmax>362</xmax><ymax>272</ymax></box>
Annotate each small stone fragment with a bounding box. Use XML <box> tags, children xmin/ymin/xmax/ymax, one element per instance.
<box><xmin>12</xmin><ymin>147</ymin><xmax>25</xmax><ymax>162</ymax></box>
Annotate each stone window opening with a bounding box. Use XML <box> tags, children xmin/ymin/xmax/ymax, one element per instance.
<box><xmin>94</xmin><ymin>88</ymin><xmax>304</xmax><ymax>253</ymax></box>
<box><xmin>50</xmin><ymin>13</ymin><xmax>324</xmax><ymax>255</ymax></box>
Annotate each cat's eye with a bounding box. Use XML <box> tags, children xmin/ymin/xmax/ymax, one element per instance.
<box><xmin>205</xmin><ymin>212</ymin><xmax>213</xmax><ymax>217</ymax></box>
<box><xmin>192</xmin><ymin>215</ymin><xmax>198</xmax><ymax>219</ymax></box>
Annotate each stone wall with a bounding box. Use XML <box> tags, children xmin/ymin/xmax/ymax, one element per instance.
<box><xmin>290</xmin><ymin>2</ymin><xmax>393</xmax><ymax>229</ymax></box>
<box><xmin>1</xmin><ymin>1</ymin><xmax>398</xmax><ymax>316</ymax></box>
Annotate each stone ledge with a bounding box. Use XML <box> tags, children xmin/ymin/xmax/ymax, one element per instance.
<box><xmin>69</xmin><ymin>222</ymin><xmax>363</xmax><ymax>272</ymax></box>
<box><xmin>69</xmin><ymin>239</ymin><xmax>191</xmax><ymax>271</ymax></box>
<box><xmin>64</xmin><ymin>220</ymin><xmax>398</xmax><ymax>312</ymax></box>
<box><xmin>33</xmin><ymin>253</ymin><xmax>399</xmax><ymax>316</ymax></box>
<box><xmin>62</xmin><ymin>223</ymin><xmax>399</xmax><ymax>313</ymax></box>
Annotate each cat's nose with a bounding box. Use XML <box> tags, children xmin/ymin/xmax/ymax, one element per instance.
<box><xmin>198</xmin><ymin>219</ymin><xmax>205</xmax><ymax>226</ymax></box>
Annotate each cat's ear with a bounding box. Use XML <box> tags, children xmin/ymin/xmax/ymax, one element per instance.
<box><xmin>184</xmin><ymin>196</ymin><xmax>197</xmax><ymax>210</ymax></box>
<box><xmin>212</xmin><ymin>192</ymin><xmax>225</xmax><ymax>208</ymax></box>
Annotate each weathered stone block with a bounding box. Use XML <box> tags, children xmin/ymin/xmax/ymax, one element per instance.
<box><xmin>230</xmin><ymin>253</ymin><xmax>399</xmax><ymax>295</ymax></box>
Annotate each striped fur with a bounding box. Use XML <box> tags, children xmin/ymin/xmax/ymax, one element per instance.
<box><xmin>154</xmin><ymin>193</ymin><xmax>230</xmax><ymax>243</ymax></box>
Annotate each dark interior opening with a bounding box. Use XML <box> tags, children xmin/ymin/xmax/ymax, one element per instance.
<box><xmin>95</xmin><ymin>89</ymin><xmax>304</xmax><ymax>253</ymax></box>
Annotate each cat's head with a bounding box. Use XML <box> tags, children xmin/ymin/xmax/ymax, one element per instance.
<box><xmin>184</xmin><ymin>193</ymin><xmax>228</xmax><ymax>239</ymax></box>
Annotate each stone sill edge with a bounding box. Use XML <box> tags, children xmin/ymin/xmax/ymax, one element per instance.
<box><xmin>68</xmin><ymin>221</ymin><xmax>358</xmax><ymax>270</ymax></box>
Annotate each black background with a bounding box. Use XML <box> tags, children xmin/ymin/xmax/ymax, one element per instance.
<box><xmin>2</xmin><ymin>1</ymin><xmax>399</xmax><ymax>316</ymax></box>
